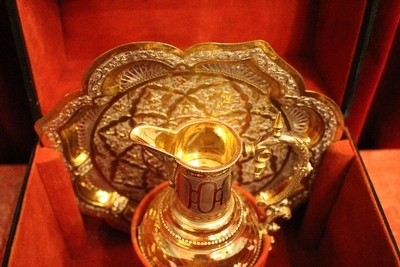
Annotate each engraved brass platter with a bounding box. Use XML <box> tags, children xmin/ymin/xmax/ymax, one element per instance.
<box><xmin>35</xmin><ymin>41</ymin><xmax>344</xmax><ymax>231</ymax></box>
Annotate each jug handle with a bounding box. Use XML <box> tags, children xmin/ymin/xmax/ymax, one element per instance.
<box><xmin>243</xmin><ymin>112</ymin><xmax>312</xmax><ymax>208</ymax></box>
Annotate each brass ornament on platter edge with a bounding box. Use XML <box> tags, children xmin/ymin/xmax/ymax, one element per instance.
<box><xmin>35</xmin><ymin>41</ymin><xmax>344</xmax><ymax>232</ymax></box>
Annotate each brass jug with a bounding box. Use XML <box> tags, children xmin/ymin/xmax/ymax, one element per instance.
<box><xmin>130</xmin><ymin>114</ymin><xmax>311</xmax><ymax>266</ymax></box>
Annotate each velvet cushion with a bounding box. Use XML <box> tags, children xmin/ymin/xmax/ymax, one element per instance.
<box><xmin>0</xmin><ymin>165</ymin><xmax>26</xmax><ymax>260</ymax></box>
<box><xmin>360</xmin><ymin>149</ymin><xmax>400</xmax><ymax>247</ymax></box>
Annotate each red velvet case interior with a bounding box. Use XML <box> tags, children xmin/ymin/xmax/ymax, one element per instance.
<box><xmin>7</xmin><ymin>0</ymin><xmax>400</xmax><ymax>266</ymax></box>
<box><xmin>15</xmin><ymin>0</ymin><xmax>367</xmax><ymax>116</ymax></box>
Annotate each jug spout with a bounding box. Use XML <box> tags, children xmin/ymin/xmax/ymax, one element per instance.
<box><xmin>130</xmin><ymin>125</ymin><xmax>176</xmax><ymax>155</ymax></box>
<box><xmin>130</xmin><ymin>125</ymin><xmax>178</xmax><ymax>184</ymax></box>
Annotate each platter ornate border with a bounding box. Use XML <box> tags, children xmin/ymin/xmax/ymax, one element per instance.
<box><xmin>36</xmin><ymin>41</ymin><xmax>344</xmax><ymax>231</ymax></box>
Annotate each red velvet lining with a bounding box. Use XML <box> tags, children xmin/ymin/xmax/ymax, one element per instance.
<box><xmin>317</xmin><ymin>155</ymin><xmax>399</xmax><ymax>266</ymax></box>
<box><xmin>299</xmin><ymin>139</ymin><xmax>355</xmax><ymax>248</ymax></box>
<box><xmin>0</xmin><ymin>165</ymin><xmax>26</xmax><ymax>260</ymax></box>
<box><xmin>60</xmin><ymin>0</ymin><xmax>318</xmax><ymax>59</ymax></box>
<box><xmin>346</xmin><ymin>0</ymin><xmax>400</xmax><ymax>141</ymax></box>
<box><xmin>16</xmin><ymin>0</ymin><xmax>67</xmax><ymax>116</ymax></box>
<box><xmin>15</xmin><ymin>0</ymin><xmax>367</xmax><ymax>115</ymax></box>
<box><xmin>360</xmin><ymin>150</ymin><xmax>400</xmax><ymax>247</ymax></box>
<box><xmin>8</xmin><ymin>152</ymin><xmax>73</xmax><ymax>266</ymax></box>
<box><xmin>34</xmin><ymin>147</ymin><xmax>90</xmax><ymax>261</ymax></box>
<box><xmin>314</xmin><ymin>0</ymin><xmax>367</xmax><ymax>104</ymax></box>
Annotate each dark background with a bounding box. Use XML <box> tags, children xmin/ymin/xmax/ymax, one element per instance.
<box><xmin>0</xmin><ymin>0</ymin><xmax>35</xmax><ymax>164</ymax></box>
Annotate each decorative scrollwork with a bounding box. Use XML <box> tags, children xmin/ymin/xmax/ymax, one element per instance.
<box><xmin>35</xmin><ymin>41</ymin><xmax>343</xmax><ymax>230</ymax></box>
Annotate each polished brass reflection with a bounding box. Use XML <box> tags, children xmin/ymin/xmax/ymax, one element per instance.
<box><xmin>130</xmin><ymin>116</ymin><xmax>312</xmax><ymax>266</ymax></box>
<box><xmin>35</xmin><ymin>41</ymin><xmax>344</xmax><ymax>231</ymax></box>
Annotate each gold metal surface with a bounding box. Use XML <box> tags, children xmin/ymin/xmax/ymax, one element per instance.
<box><xmin>35</xmin><ymin>41</ymin><xmax>344</xmax><ymax>231</ymax></box>
<box><xmin>138</xmin><ymin>185</ymin><xmax>263</xmax><ymax>266</ymax></box>
<box><xmin>130</xmin><ymin>117</ymin><xmax>310</xmax><ymax>266</ymax></box>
